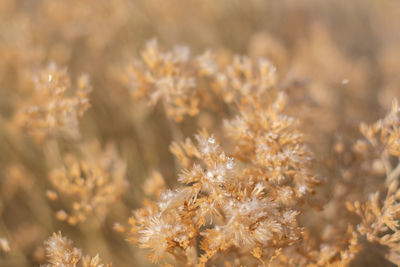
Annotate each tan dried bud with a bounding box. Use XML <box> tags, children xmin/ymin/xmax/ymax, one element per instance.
<box><xmin>334</xmin><ymin>142</ymin><xmax>345</xmax><ymax>154</ymax></box>
<box><xmin>46</xmin><ymin>190</ymin><xmax>58</xmax><ymax>201</ymax></box>
<box><xmin>0</xmin><ymin>238</ymin><xmax>10</xmax><ymax>252</ymax></box>
<box><xmin>113</xmin><ymin>223</ymin><xmax>127</xmax><ymax>233</ymax></box>
<box><xmin>56</xmin><ymin>210</ymin><xmax>68</xmax><ymax>221</ymax></box>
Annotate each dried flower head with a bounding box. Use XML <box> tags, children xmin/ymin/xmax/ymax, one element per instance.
<box><xmin>14</xmin><ymin>63</ymin><xmax>92</xmax><ymax>143</ymax></box>
<box><xmin>346</xmin><ymin>179</ymin><xmax>400</xmax><ymax>265</ymax></box>
<box><xmin>356</xmin><ymin>99</ymin><xmax>400</xmax><ymax>158</ymax></box>
<box><xmin>44</xmin><ymin>232</ymin><xmax>82</xmax><ymax>266</ymax></box>
<box><xmin>122</xmin><ymin>39</ymin><xmax>220</xmax><ymax>122</ymax></box>
<box><xmin>128</xmin><ymin>78</ymin><xmax>320</xmax><ymax>265</ymax></box>
<box><xmin>47</xmin><ymin>142</ymin><xmax>128</xmax><ymax>225</ymax></box>
<box><xmin>0</xmin><ymin>238</ymin><xmax>10</xmax><ymax>253</ymax></box>
<box><xmin>43</xmin><ymin>232</ymin><xmax>111</xmax><ymax>267</ymax></box>
<box><xmin>213</xmin><ymin>56</ymin><xmax>277</xmax><ymax>103</ymax></box>
<box><xmin>345</xmin><ymin>102</ymin><xmax>400</xmax><ymax>266</ymax></box>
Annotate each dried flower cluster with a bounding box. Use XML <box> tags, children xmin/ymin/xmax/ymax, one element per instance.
<box><xmin>122</xmin><ymin>39</ymin><xmax>218</xmax><ymax>122</ymax></box>
<box><xmin>123</xmin><ymin>41</ymin><xmax>400</xmax><ymax>267</ymax></box>
<box><xmin>126</xmin><ymin>52</ymin><xmax>321</xmax><ymax>266</ymax></box>
<box><xmin>356</xmin><ymin>99</ymin><xmax>400</xmax><ymax>164</ymax></box>
<box><xmin>47</xmin><ymin>142</ymin><xmax>128</xmax><ymax>225</ymax></box>
<box><xmin>1</xmin><ymin>1</ymin><xmax>400</xmax><ymax>267</ymax></box>
<box><xmin>14</xmin><ymin>63</ymin><xmax>92</xmax><ymax>143</ymax></box>
<box><xmin>44</xmin><ymin>232</ymin><xmax>111</xmax><ymax>267</ymax></box>
<box><xmin>345</xmin><ymin>100</ymin><xmax>400</xmax><ymax>265</ymax></box>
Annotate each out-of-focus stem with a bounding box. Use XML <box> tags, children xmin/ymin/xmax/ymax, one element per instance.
<box><xmin>386</xmin><ymin>160</ymin><xmax>400</xmax><ymax>185</ymax></box>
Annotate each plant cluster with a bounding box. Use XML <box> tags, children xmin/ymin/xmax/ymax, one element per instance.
<box><xmin>0</xmin><ymin>1</ymin><xmax>399</xmax><ymax>267</ymax></box>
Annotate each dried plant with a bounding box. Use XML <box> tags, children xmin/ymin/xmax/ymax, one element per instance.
<box><xmin>1</xmin><ymin>1</ymin><xmax>400</xmax><ymax>267</ymax></box>
<box><xmin>122</xmin><ymin>39</ymin><xmax>219</xmax><ymax>122</ymax></box>
<box><xmin>43</xmin><ymin>232</ymin><xmax>111</xmax><ymax>267</ymax></box>
<box><xmin>356</xmin><ymin>99</ymin><xmax>400</xmax><ymax>171</ymax></box>
<box><xmin>0</xmin><ymin>238</ymin><xmax>10</xmax><ymax>253</ymax></box>
<box><xmin>345</xmin><ymin>99</ymin><xmax>400</xmax><ymax>265</ymax></box>
<box><xmin>47</xmin><ymin>142</ymin><xmax>128</xmax><ymax>225</ymax></box>
<box><xmin>126</xmin><ymin>54</ymin><xmax>322</xmax><ymax>266</ymax></box>
<box><xmin>347</xmin><ymin>179</ymin><xmax>400</xmax><ymax>265</ymax></box>
<box><xmin>14</xmin><ymin>63</ymin><xmax>92</xmax><ymax>143</ymax></box>
<box><xmin>122</xmin><ymin>40</ymin><xmax>400</xmax><ymax>267</ymax></box>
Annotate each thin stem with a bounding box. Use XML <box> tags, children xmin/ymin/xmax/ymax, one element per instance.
<box><xmin>386</xmin><ymin>159</ymin><xmax>400</xmax><ymax>185</ymax></box>
<box><xmin>381</xmin><ymin>153</ymin><xmax>392</xmax><ymax>179</ymax></box>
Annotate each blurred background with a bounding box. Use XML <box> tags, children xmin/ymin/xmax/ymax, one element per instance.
<box><xmin>0</xmin><ymin>0</ymin><xmax>399</xmax><ymax>266</ymax></box>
